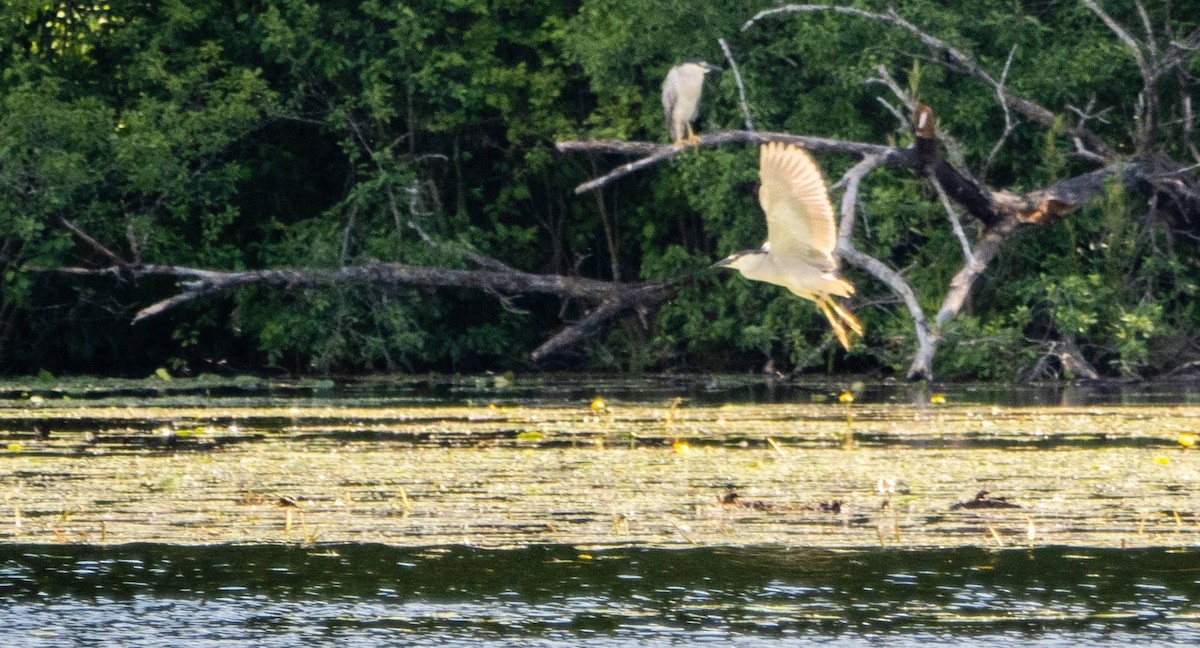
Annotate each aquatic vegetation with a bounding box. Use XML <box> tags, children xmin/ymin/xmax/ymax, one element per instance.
<box><xmin>0</xmin><ymin>380</ymin><xmax>1197</xmax><ymax>549</ymax></box>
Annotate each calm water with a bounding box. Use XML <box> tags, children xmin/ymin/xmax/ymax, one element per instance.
<box><xmin>0</xmin><ymin>544</ymin><xmax>1197</xmax><ymax>646</ymax></box>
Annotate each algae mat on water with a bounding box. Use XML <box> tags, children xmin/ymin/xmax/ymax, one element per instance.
<box><xmin>0</xmin><ymin>393</ymin><xmax>1197</xmax><ymax>548</ymax></box>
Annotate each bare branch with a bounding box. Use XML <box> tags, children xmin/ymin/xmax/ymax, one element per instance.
<box><xmin>1083</xmin><ymin>0</ymin><xmax>1150</xmax><ymax>75</ymax></box>
<box><xmin>875</xmin><ymin>97</ymin><xmax>909</xmax><ymax>129</ymax></box>
<box><xmin>870</xmin><ymin>66</ymin><xmax>966</xmax><ymax>169</ymax></box>
<box><xmin>531</xmin><ymin>283</ymin><xmax>672</xmax><ymax>361</ymax></box>
<box><xmin>45</xmin><ymin>259</ymin><xmax>674</xmax><ymax>361</ymax></box>
<box><xmin>1179</xmin><ymin>70</ymin><xmax>1200</xmax><ymax>163</ymax></box>
<box><xmin>834</xmin><ymin>155</ymin><xmax>885</xmax><ymax>238</ymax></box>
<box><xmin>56</xmin><ymin>216</ymin><xmax>127</xmax><ymax>267</ymax></box>
<box><xmin>1134</xmin><ymin>0</ymin><xmax>1159</xmax><ymax>59</ymax></box>
<box><xmin>930</xmin><ymin>177</ymin><xmax>976</xmax><ymax>266</ymax></box>
<box><xmin>401</xmin><ymin>193</ymin><xmax>521</xmax><ymax>274</ymax></box>
<box><xmin>98</xmin><ymin>263</ymin><xmax>660</xmax><ymax>319</ymax></box>
<box><xmin>934</xmin><ymin>215</ymin><xmax>1019</xmax><ymax>328</ymax></box>
<box><xmin>587</xmin><ymin>157</ymin><xmax>622</xmax><ymax>282</ymax></box>
<box><xmin>718</xmin><ymin>38</ymin><xmax>755</xmax><ymax>132</ymax></box>
<box><xmin>868</xmin><ymin>65</ymin><xmax>916</xmax><ymax>113</ymax></box>
<box><xmin>134</xmin><ymin>285</ymin><xmax>223</xmax><ymax>322</ymax></box>
<box><xmin>744</xmin><ymin>5</ymin><xmax>995</xmax><ymax>84</ymax></box>
<box><xmin>831</xmin><ymin>154</ymin><xmax>936</xmax><ymax>380</ymax></box>
<box><xmin>1159</xmin><ymin>26</ymin><xmax>1200</xmax><ymax>77</ymax></box>
<box><xmin>1065</xmin><ymin>99</ymin><xmax>1113</xmax><ymax>162</ymax></box>
<box><xmin>1067</xmin><ymin>98</ymin><xmax>1113</xmax><ymax>126</ymax></box>
<box><xmin>557</xmin><ymin>131</ymin><xmax>902</xmax><ymax>194</ymax></box>
<box><xmin>980</xmin><ymin>45</ymin><xmax>1018</xmax><ymax>179</ymax></box>
<box><xmin>1071</xmin><ymin>138</ymin><xmax>1107</xmax><ymax>163</ymax></box>
<box><xmin>531</xmin><ymin>299</ymin><xmax>626</xmax><ymax>362</ymax></box>
<box><xmin>562</xmin><ymin>130</ymin><xmax>1002</xmax><ymax>226</ymax></box>
<box><xmin>744</xmin><ymin>3</ymin><xmax>1117</xmax><ymax>159</ymax></box>
<box><xmin>999</xmin><ymin>162</ymin><xmax>1133</xmax><ymax>222</ymax></box>
<box><xmin>1083</xmin><ymin>0</ymin><xmax>1162</xmax><ymax>148</ymax></box>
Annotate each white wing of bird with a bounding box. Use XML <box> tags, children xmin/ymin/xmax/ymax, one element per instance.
<box><xmin>757</xmin><ymin>141</ymin><xmax>838</xmax><ymax>271</ymax></box>
<box><xmin>716</xmin><ymin>142</ymin><xmax>862</xmax><ymax>349</ymax></box>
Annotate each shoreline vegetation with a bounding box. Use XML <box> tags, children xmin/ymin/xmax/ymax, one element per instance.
<box><xmin>4</xmin><ymin>2</ymin><xmax>1200</xmax><ymax>380</ymax></box>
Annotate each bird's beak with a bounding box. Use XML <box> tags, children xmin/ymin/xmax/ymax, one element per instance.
<box><xmin>705</xmin><ymin>63</ymin><xmax>723</xmax><ymax>73</ymax></box>
<box><xmin>712</xmin><ymin>255</ymin><xmax>734</xmax><ymax>268</ymax></box>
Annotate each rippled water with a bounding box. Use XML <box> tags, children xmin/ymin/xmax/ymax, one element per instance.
<box><xmin>1</xmin><ymin>544</ymin><xmax>1197</xmax><ymax>646</ymax></box>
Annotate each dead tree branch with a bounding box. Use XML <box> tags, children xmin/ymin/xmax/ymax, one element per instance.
<box><xmin>980</xmin><ymin>45</ymin><xmax>1018</xmax><ymax>179</ymax></box>
<box><xmin>744</xmin><ymin>3</ymin><xmax>1117</xmax><ymax>159</ymax></box>
<box><xmin>558</xmin><ymin>119</ymin><xmax>1189</xmax><ymax>379</ymax></box>
<box><xmin>833</xmin><ymin>154</ymin><xmax>937</xmax><ymax>379</ymax></box>
<box><xmin>931</xmin><ymin>177</ymin><xmax>976</xmax><ymax>266</ymax></box>
<box><xmin>46</xmin><ymin>259</ymin><xmax>674</xmax><ymax>360</ymax></box>
<box><xmin>531</xmin><ymin>282</ymin><xmax>672</xmax><ymax>361</ymax></box>
<box><xmin>869</xmin><ymin>66</ymin><xmax>967</xmax><ymax>170</ymax></box>
<box><xmin>1083</xmin><ymin>0</ymin><xmax>1150</xmax><ymax>75</ymax></box>
<box><xmin>1083</xmin><ymin>0</ymin><xmax>1159</xmax><ymax>148</ymax></box>
<box><xmin>934</xmin><ymin>214</ymin><xmax>1019</xmax><ymax>327</ymax></box>
<box><xmin>559</xmin><ymin>130</ymin><xmax>1015</xmax><ymax>225</ymax></box>
<box><xmin>558</xmin><ymin>131</ymin><xmax>900</xmax><ymax>194</ymax></box>
<box><xmin>57</xmin><ymin>216</ymin><xmax>128</xmax><ymax>268</ymax></box>
<box><xmin>718</xmin><ymin>37</ymin><xmax>756</xmax><ymax>132</ymax></box>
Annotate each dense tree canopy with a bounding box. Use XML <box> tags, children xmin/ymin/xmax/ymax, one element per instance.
<box><xmin>2</xmin><ymin>1</ymin><xmax>1199</xmax><ymax>379</ymax></box>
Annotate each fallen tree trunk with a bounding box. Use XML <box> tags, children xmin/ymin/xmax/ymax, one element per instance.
<box><xmin>52</xmin><ymin>260</ymin><xmax>676</xmax><ymax>361</ymax></box>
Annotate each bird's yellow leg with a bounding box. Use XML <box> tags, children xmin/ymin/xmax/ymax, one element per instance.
<box><xmin>827</xmin><ymin>298</ymin><xmax>863</xmax><ymax>337</ymax></box>
<box><xmin>817</xmin><ymin>297</ymin><xmax>852</xmax><ymax>351</ymax></box>
<box><xmin>684</xmin><ymin>123</ymin><xmax>701</xmax><ymax>145</ymax></box>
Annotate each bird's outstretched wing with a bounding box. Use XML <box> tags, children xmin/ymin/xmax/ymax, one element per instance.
<box><xmin>757</xmin><ymin>142</ymin><xmax>838</xmax><ymax>267</ymax></box>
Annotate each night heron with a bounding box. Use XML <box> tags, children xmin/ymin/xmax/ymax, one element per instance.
<box><xmin>662</xmin><ymin>59</ymin><xmax>721</xmax><ymax>145</ymax></box>
<box><xmin>716</xmin><ymin>142</ymin><xmax>863</xmax><ymax>350</ymax></box>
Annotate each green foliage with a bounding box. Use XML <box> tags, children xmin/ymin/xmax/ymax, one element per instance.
<box><xmin>935</xmin><ymin>310</ymin><xmax>1036</xmax><ymax>381</ymax></box>
<box><xmin>1</xmin><ymin>0</ymin><xmax>1199</xmax><ymax>378</ymax></box>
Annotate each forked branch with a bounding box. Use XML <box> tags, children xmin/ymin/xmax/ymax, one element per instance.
<box><xmin>743</xmin><ymin>4</ymin><xmax>1117</xmax><ymax>159</ymax></box>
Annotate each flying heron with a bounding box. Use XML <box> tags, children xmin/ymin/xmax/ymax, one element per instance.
<box><xmin>715</xmin><ymin>142</ymin><xmax>863</xmax><ymax>350</ymax></box>
<box><xmin>662</xmin><ymin>59</ymin><xmax>721</xmax><ymax>145</ymax></box>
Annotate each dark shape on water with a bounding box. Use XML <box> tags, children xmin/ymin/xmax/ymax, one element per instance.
<box><xmin>950</xmin><ymin>489</ymin><xmax>1021</xmax><ymax>510</ymax></box>
<box><xmin>719</xmin><ymin>484</ymin><xmax>774</xmax><ymax>510</ymax></box>
<box><xmin>813</xmin><ymin>499</ymin><xmax>842</xmax><ymax>514</ymax></box>
<box><xmin>720</xmin><ymin>485</ymin><xmax>843</xmax><ymax>514</ymax></box>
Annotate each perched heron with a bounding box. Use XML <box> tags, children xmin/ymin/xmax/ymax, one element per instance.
<box><xmin>662</xmin><ymin>59</ymin><xmax>721</xmax><ymax>145</ymax></box>
<box><xmin>715</xmin><ymin>142</ymin><xmax>863</xmax><ymax>350</ymax></box>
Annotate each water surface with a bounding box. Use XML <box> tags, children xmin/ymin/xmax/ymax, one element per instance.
<box><xmin>2</xmin><ymin>376</ymin><xmax>1199</xmax><ymax>644</ymax></box>
<box><xmin>1</xmin><ymin>543</ymin><xmax>1197</xmax><ymax>646</ymax></box>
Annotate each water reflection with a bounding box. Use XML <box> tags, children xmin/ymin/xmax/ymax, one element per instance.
<box><xmin>1</xmin><ymin>544</ymin><xmax>1196</xmax><ymax>646</ymax></box>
